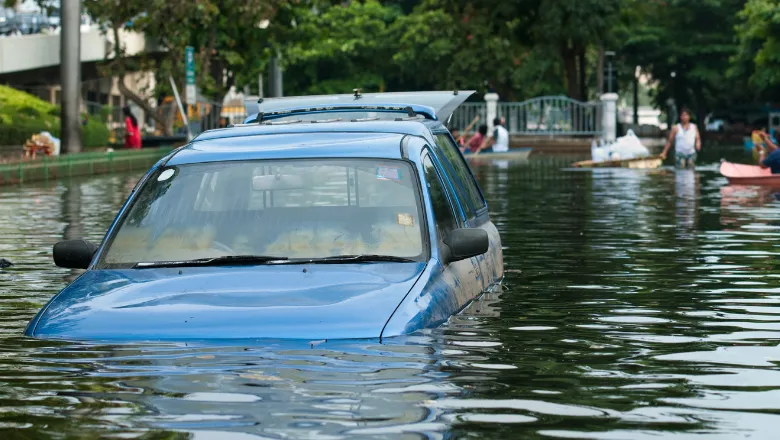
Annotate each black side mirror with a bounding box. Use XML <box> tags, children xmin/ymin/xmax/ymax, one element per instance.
<box><xmin>443</xmin><ymin>228</ymin><xmax>489</xmax><ymax>263</ymax></box>
<box><xmin>53</xmin><ymin>239</ymin><xmax>98</xmax><ymax>269</ymax></box>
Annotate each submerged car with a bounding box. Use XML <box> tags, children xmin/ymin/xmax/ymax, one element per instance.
<box><xmin>25</xmin><ymin>91</ymin><xmax>504</xmax><ymax>341</ymax></box>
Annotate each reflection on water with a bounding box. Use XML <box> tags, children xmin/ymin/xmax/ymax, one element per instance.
<box><xmin>2</xmin><ymin>151</ymin><xmax>780</xmax><ymax>438</ymax></box>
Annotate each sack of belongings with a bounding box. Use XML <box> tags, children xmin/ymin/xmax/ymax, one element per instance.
<box><xmin>23</xmin><ymin>132</ymin><xmax>61</xmax><ymax>158</ymax></box>
<box><xmin>591</xmin><ymin>129</ymin><xmax>650</xmax><ymax>162</ymax></box>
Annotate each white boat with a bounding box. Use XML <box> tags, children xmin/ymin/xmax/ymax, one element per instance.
<box><xmin>464</xmin><ymin>147</ymin><xmax>532</xmax><ymax>161</ymax></box>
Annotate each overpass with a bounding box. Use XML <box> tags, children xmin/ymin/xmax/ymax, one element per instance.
<box><xmin>0</xmin><ymin>28</ymin><xmax>153</xmax><ymax>106</ymax></box>
<box><xmin>0</xmin><ymin>28</ymin><xmax>148</xmax><ymax>77</ymax></box>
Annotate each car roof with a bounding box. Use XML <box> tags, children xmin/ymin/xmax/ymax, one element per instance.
<box><xmin>166</xmin><ymin>120</ymin><xmax>446</xmax><ymax>166</ymax></box>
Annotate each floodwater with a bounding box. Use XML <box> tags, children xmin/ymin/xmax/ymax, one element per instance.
<box><xmin>1</xmin><ymin>147</ymin><xmax>780</xmax><ymax>439</ymax></box>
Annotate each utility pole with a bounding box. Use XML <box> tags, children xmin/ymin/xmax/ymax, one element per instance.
<box><xmin>60</xmin><ymin>0</ymin><xmax>82</xmax><ymax>153</ymax></box>
<box><xmin>269</xmin><ymin>54</ymin><xmax>283</xmax><ymax>97</ymax></box>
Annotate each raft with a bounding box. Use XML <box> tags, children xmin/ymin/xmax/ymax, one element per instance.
<box><xmin>720</xmin><ymin>161</ymin><xmax>780</xmax><ymax>186</ymax></box>
<box><xmin>572</xmin><ymin>155</ymin><xmax>663</xmax><ymax>169</ymax></box>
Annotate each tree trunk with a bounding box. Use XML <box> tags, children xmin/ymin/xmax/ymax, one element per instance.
<box><xmin>562</xmin><ymin>43</ymin><xmax>579</xmax><ymax>100</ymax></box>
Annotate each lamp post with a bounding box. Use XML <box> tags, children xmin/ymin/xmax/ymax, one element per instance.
<box><xmin>605</xmin><ymin>51</ymin><xmax>616</xmax><ymax>94</ymax></box>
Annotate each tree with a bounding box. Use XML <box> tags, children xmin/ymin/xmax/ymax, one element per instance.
<box><xmin>390</xmin><ymin>0</ymin><xmax>566</xmax><ymax>100</ymax></box>
<box><xmin>280</xmin><ymin>0</ymin><xmax>402</xmax><ymax>95</ymax></box>
<box><xmin>84</xmin><ymin>0</ymin><xmax>282</xmax><ymax>134</ymax></box>
<box><xmin>530</xmin><ymin>0</ymin><xmax>623</xmax><ymax>101</ymax></box>
<box><xmin>615</xmin><ymin>0</ymin><xmax>746</xmax><ymax>122</ymax></box>
<box><xmin>732</xmin><ymin>0</ymin><xmax>780</xmax><ymax>100</ymax></box>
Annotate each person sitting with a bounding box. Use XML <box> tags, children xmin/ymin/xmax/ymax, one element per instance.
<box><xmin>758</xmin><ymin>131</ymin><xmax>780</xmax><ymax>173</ymax></box>
<box><xmin>464</xmin><ymin>124</ymin><xmax>488</xmax><ymax>153</ymax></box>
<box><xmin>477</xmin><ymin>117</ymin><xmax>509</xmax><ymax>154</ymax></box>
<box><xmin>752</xmin><ymin>125</ymin><xmax>768</xmax><ymax>161</ymax></box>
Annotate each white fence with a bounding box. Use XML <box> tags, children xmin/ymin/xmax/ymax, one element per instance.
<box><xmin>450</xmin><ymin>96</ymin><xmax>604</xmax><ymax>137</ymax></box>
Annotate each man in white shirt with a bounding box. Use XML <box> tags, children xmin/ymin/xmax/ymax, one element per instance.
<box><xmin>478</xmin><ymin>117</ymin><xmax>510</xmax><ymax>153</ymax></box>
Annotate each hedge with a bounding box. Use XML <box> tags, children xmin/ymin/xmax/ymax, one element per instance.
<box><xmin>0</xmin><ymin>85</ymin><xmax>110</xmax><ymax>148</ymax></box>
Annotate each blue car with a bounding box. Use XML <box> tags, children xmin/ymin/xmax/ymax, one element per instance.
<box><xmin>25</xmin><ymin>91</ymin><xmax>504</xmax><ymax>341</ymax></box>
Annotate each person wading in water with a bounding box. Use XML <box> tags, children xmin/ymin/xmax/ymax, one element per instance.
<box><xmin>661</xmin><ymin>108</ymin><xmax>701</xmax><ymax>168</ymax></box>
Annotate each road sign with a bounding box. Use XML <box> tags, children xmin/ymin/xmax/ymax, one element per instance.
<box><xmin>185</xmin><ymin>46</ymin><xmax>196</xmax><ymax>104</ymax></box>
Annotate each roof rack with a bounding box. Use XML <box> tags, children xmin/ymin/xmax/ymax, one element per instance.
<box><xmin>249</xmin><ymin>104</ymin><xmax>434</xmax><ymax>124</ymax></box>
<box><xmin>260</xmin><ymin>119</ymin><xmax>304</xmax><ymax>125</ymax></box>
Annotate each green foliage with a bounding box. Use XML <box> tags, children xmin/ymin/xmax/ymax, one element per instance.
<box><xmin>280</xmin><ymin>0</ymin><xmax>401</xmax><ymax>95</ymax></box>
<box><xmin>83</xmin><ymin>118</ymin><xmax>112</xmax><ymax>148</ymax></box>
<box><xmin>0</xmin><ymin>85</ymin><xmax>110</xmax><ymax>148</ymax></box>
<box><xmin>615</xmin><ymin>0</ymin><xmax>746</xmax><ymax>117</ymax></box>
<box><xmin>79</xmin><ymin>0</ymin><xmax>773</xmax><ymax>118</ymax></box>
<box><xmin>84</xmin><ymin>0</ymin><xmax>283</xmax><ymax>102</ymax></box>
<box><xmin>281</xmin><ymin>0</ymin><xmax>571</xmax><ymax>100</ymax></box>
<box><xmin>733</xmin><ymin>0</ymin><xmax>780</xmax><ymax>95</ymax></box>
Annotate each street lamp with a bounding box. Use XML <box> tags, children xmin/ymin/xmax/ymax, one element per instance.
<box><xmin>605</xmin><ymin>51</ymin><xmax>616</xmax><ymax>94</ymax></box>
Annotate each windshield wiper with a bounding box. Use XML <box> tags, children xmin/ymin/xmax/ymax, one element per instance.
<box><xmin>299</xmin><ymin>254</ymin><xmax>417</xmax><ymax>264</ymax></box>
<box><xmin>134</xmin><ymin>255</ymin><xmax>288</xmax><ymax>268</ymax></box>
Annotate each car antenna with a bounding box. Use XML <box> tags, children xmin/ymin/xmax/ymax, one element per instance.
<box><xmin>353</xmin><ymin>88</ymin><xmax>362</xmax><ymax>99</ymax></box>
<box><xmin>453</xmin><ymin>90</ymin><xmax>459</xmax><ymax>95</ymax></box>
<box><xmin>253</xmin><ymin>97</ymin><xmax>265</xmax><ymax>123</ymax></box>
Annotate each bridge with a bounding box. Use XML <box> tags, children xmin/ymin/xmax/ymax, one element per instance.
<box><xmin>0</xmin><ymin>29</ymin><xmax>152</xmax><ymax>109</ymax></box>
<box><xmin>0</xmin><ymin>28</ymin><xmax>148</xmax><ymax>78</ymax></box>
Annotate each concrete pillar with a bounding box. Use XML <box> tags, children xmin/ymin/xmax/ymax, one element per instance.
<box><xmin>60</xmin><ymin>0</ymin><xmax>82</xmax><ymax>153</ymax></box>
<box><xmin>600</xmin><ymin>93</ymin><xmax>618</xmax><ymax>142</ymax></box>
<box><xmin>484</xmin><ymin>92</ymin><xmax>499</xmax><ymax>133</ymax></box>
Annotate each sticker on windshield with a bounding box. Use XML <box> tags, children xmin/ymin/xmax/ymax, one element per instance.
<box><xmin>397</xmin><ymin>213</ymin><xmax>414</xmax><ymax>226</ymax></box>
<box><xmin>158</xmin><ymin>169</ymin><xmax>175</xmax><ymax>181</ymax></box>
<box><xmin>376</xmin><ymin>166</ymin><xmax>401</xmax><ymax>181</ymax></box>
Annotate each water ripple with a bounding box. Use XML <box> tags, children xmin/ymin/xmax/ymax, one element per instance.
<box><xmin>1</xmin><ymin>153</ymin><xmax>779</xmax><ymax>438</ymax></box>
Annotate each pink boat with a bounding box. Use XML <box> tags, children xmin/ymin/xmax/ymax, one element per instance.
<box><xmin>720</xmin><ymin>161</ymin><xmax>780</xmax><ymax>186</ymax></box>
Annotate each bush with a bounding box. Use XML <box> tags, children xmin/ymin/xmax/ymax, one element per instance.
<box><xmin>0</xmin><ymin>85</ymin><xmax>110</xmax><ymax>148</ymax></box>
<box><xmin>83</xmin><ymin>118</ymin><xmax>111</xmax><ymax>148</ymax></box>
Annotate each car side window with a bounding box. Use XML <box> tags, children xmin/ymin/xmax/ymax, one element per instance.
<box><xmin>434</xmin><ymin>134</ymin><xmax>487</xmax><ymax>214</ymax></box>
<box><xmin>422</xmin><ymin>155</ymin><xmax>457</xmax><ymax>243</ymax></box>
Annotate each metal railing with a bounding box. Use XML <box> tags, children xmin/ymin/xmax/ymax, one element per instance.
<box><xmin>83</xmin><ymin>96</ymin><xmax>605</xmax><ymax>142</ymax></box>
<box><xmin>450</xmin><ymin>96</ymin><xmax>604</xmax><ymax>138</ymax></box>
<box><xmin>500</xmin><ymin>96</ymin><xmax>602</xmax><ymax>137</ymax></box>
<box><xmin>449</xmin><ymin>103</ymin><xmax>487</xmax><ymax>133</ymax></box>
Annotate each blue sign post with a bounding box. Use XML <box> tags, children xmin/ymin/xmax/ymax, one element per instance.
<box><xmin>185</xmin><ymin>46</ymin><xmax>196</xmax><ymax>105</ymax></box>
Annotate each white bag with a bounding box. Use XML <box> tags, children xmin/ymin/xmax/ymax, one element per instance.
<box><xmin>591</xmin><ymin>129</ymin><xmax>649</xmax><ymax>162</ymax></box>
<box><xmin>40</xmin><ymin>131</ymin><xmax>61</xmax><ymax>156</ymax></box>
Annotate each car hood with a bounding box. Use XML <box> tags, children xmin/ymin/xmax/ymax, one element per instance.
<box><xmin>28</xmin><ymin>263</ymin><xmax>425</xmax><ymax>341</ymax></box>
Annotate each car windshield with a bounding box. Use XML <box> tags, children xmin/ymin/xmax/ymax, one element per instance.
<box><xmin>98</xmin><ymin>159</ymin><xmax>426</xmax><ymax>268</ymax></box>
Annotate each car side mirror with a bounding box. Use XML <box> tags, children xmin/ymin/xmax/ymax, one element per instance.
<box><xmin>443</xmin><ymin>228</ymin><xmax>489</xmax><ymax>263</ymax></box>
<box><xmin>53</xmin><ymin>239</ymin><xmax>98</xmax><ymax>269</ymax></box>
